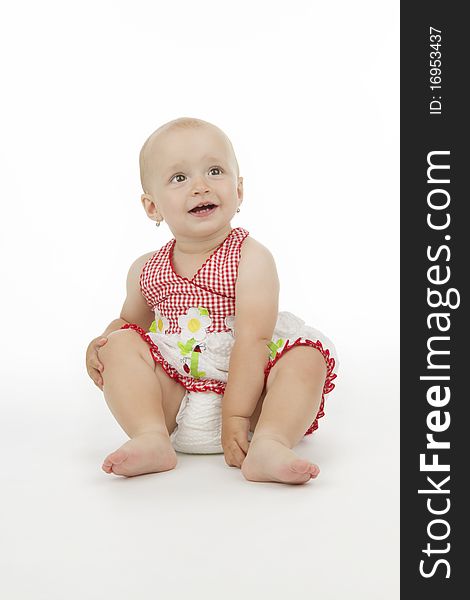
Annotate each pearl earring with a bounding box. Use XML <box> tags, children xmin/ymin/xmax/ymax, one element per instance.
<box><xmin>236</xmin><ymin>208</ymin><xmax>240</xmax><ymax>213</ymax></box>
<box><xmin>155</xmin><ymin>220</ymin><xmax>161</xmax><ymax>227</ymax></box>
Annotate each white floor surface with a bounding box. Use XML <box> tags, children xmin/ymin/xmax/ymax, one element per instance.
<box><xmin>1</xmin><ymin>333</ymin><xmax>399</xmax><ymax>600</ymax></box>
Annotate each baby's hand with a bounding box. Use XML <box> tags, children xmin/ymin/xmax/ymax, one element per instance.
<box><xmin>86</xmin><ymin>336</ymin><xmax>108</xmax><ymax>390</ymax></box>
<box><xmin>221</xmin><ymin>415</ymin><xmax>251</xmax><ymax>468</ymax></box>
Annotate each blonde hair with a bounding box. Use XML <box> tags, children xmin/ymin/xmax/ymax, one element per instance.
<box><xmin>139</xmin><ymin>117</ymin><xmax>239</xmax><ymax>194</ymax></box>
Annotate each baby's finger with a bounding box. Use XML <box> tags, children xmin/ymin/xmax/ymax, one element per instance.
<box><xmin>94</xmin><ymin>373</ymin><xmax>104</xmax><ymax>390</ymax></box>
<box><xmin>231</xmin><ymin>443</ymin><xmax>246</xmax><ymax>468</ymax></box>
<box><xmin>95</xmin><ymin>338</ymin><xmax>108</xmax><ymax>352</ymax></box>
<box><xmin>89</xmin><ymin>361</ymin><xmax>103</xmax><ymax>375</ymax></box>
<box><xmin>87</xmin><ymin>365</ymin><xmax>103</xmax><ymax>388</ymax></box>
<box><xmin>236</xmin><ymin>436</ymin><xmax>249</xmax><ymax>455</ymax></box>
<box><xmin>91</xmin><ymin>350</ymin><xmax>104</xmax><ymax>370</ymax></box>
<box><xmin>224</xmin><ymin>449</ymin><xmax>238</xmax><ymax>468</ymax></box>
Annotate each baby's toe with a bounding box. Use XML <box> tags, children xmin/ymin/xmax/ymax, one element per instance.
<box><xmin>309</xmin><ymin>464</ymin><xmax>320</xmax><ymax>479</ymax></box>
<box><xmin>290</xmin><ymin>458</ymin><xmax>313</xmax><ymax>475</ymax></box>
<box><xmin>102</xmin><ymin>449</ymin><xmax>127</xmax><ymax>473</ymax></box>
<box><xmin>289</xmin><ymin>459</ymin><xmax>320</xmax><ymax>483</ymax></box>
<box><xmin>107</xmin><ymin>449</ymin><xmax>127</xmax><ymax>465</ymax></box>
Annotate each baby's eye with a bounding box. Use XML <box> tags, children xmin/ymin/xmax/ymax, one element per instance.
<box><xmin>170</xmin><ymin>174</ymin><xmax>187</xmax><ymax>183</ymax></box>
<box><xmin>208</xmin><ymin>167</ymin><xmax>223</xmax><ymax>176</ymax></box>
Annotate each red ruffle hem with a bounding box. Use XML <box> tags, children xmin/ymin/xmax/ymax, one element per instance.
<box><xmin>263</xmin><ymin>337</ymin><xmax>337</xmax><ymax>435</ymax></box>
<box><xmin>120</xmin><ymin>324</ymin><xmax>337</xmax><ymax>436</ymax></box>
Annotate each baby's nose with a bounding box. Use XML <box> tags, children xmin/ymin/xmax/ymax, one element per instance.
<box><xmin>192</xmin><ymin>180</ymin><xmax>211</xmax><ymax>194</ymax></box>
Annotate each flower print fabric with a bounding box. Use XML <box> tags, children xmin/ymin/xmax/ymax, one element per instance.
<box><xmin>150</xmin><ymin>311</ymin><xmax>169</xmax><ymax>334</ymax></box>
<box><xmin>178</xmin><ymin>307</ymin><xmax>212</xmax><ymax>343</ymax></box>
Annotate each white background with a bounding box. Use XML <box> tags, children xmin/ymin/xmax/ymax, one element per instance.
<box><xmin>0</xmin><ymin>1</ymin><xmax>399</xmax><ymax>598</ymax></box>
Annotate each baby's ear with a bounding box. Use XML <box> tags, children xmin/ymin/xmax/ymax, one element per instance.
<box><xmin>141</xmin><ymin>193</ymin><xmax>162</xmax><ymax>220</ymax></box>
<box><xmin>237</xmin><ymin>177</ymin><xmax>244</xmax><ymax>200</ymax></box>
<box><xmin>141</xmin><ymin>193</ymin><xmax>157</xmax><ymax>212</ymax></box>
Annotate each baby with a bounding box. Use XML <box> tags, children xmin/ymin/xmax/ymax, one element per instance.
<box><xmin>85</xmin><ymin>117</ymin><xmax>338</xmax><ymax>485</ymax></box>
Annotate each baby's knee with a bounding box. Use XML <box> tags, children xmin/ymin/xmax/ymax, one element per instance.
<box><xmin>279</xmin><ymin>346</ymin><xmax>327</xmax><ymax>386</ymax></box>
<box><xmin>97</xmin><ymin>328</ymin><xmax>145</xmax><ymax>363</ymax></box>
<box><xmin>297</xmin><ymin>347</ymin><xmax>327</xmax><ymax>382</ymax></box>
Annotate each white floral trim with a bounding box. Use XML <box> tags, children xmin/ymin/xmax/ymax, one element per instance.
<box><xmin>150</xmin><ymin>311</ymin><xmax>170</xmax><ymax>334</ymax></box>
<box><xmin>224</xmin><ymin>315</ymin><xmax>236</xmax><ymax>336</ymax></box>
<box><xmin>178</xmin><ymin>307</ymin><xmax>212</xmax><ymax>343</ymax></box>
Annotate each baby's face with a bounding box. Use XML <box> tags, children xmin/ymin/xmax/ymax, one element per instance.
<box><xmin>143</xmin><ymin>125</ymin><xmax>243</xmax><ymax>239</ymax></box>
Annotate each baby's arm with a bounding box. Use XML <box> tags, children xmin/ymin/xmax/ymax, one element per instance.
<box><xmin>222</xmin><ymin>238</ymin><xmax>280</xmax><ymax>420</ymax></box>
<box><xmin>118</xmin><ymin>252</ymin><xmax>156</xmax><ymax>330</ymax></box>
<box><xmin>86</xmin><ymin>252</ymin><xmax>155</xmax><ymax>389</ymax></box>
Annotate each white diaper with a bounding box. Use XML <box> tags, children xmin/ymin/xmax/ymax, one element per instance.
<box><xmin>169</xmin><ymin>390</ymin><xmax>224</xmax><ymax>454</ymax></box>
<box><xmin>169</xmin><ymin>389</ymin><xmax>254</xmax><ymax>454</ymax></box>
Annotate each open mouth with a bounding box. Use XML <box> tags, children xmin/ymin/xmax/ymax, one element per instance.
<box><xmin>189</xmin><ymin>203</ymin><xmax>217</xmax><ymax>214</ymax></box>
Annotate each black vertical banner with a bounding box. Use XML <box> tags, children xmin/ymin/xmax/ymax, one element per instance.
<box><xmin>401</xmin><ymin>2</ymin><xmax>467</xmax><ymax>597</ymax></box>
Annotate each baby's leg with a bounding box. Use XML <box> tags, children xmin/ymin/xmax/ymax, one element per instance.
<box><xmin>98</xmin><ymin>329</ymin><xmax>186</xmax><ymax>477</ymax></box>
<box><xmin>242</xmin><ymin>346</ymin><xmax>326</xmax><ymax>485</ymax></box>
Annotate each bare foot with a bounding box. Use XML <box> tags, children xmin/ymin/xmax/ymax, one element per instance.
<box><xmin>241</xmin><ymin>436</ymin><xmax>320</xmax><ymax>485</ymax></box>
<box><xmin>101</xmin><ymin>431</ymin><xmax>177</xmax><ymax>477</ymax></box>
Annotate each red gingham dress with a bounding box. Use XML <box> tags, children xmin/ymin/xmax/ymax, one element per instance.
<box><xmin>121</xmin><ymin>227</ymin><xmax>337</xmax><ymax>435</ymax></box>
